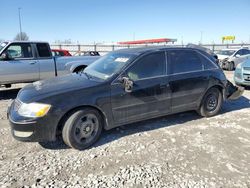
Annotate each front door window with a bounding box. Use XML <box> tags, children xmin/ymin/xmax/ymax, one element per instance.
<box><xmin>6</xmin><ymin>43</ymin><xmax>33</xmax><ymax>59</ymax></box>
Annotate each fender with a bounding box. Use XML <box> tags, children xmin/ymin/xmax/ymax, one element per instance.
<box><xmin>65</xmin><ymin>57</ymin><xmax>100</xmax><ymax>73</ymax></box>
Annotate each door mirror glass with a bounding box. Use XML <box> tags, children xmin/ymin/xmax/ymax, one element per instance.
<box><xmin>119</xmin><ymin>76</ymin><xmax>133</xmax><ymax>93</ymax></box>
<box><xmin>126</xmin><ymin>52</ymin><xmax>166</xmax><ymax>81</ymax></box>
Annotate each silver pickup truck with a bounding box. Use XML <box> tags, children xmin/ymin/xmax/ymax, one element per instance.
<box><xmin>0</xmin><ymin>41</ymin><xmax>100</xmax><ymax>88</ymax></box>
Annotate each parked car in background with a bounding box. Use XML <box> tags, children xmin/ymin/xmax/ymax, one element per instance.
<box><xmin>51</xmin><ymin>49</ymin><xmax>72</xmax><ymax>56</ymax></box>
<box><xmin>217</xmin><ymin>48</ymin><xmax>250</xmax><ymax>71</ymax></box>
<box><xmin>8</xmin><ymin>47</ymin><xmax>243</xmax><ymax>150</ymax></box>
<box><xmin>82</xmin><ymin>51</ymin><xmax>100</xmax><ymax>56</ymax></box>
<box><xmin>234</xmin><ymin>55</ymin><xmax>250</xmax><ymax>87</ymax></box>
<box><xmin>74</xmin><ymin>51</ymin><xmax>100</xmax><ymax>56</ymax></box>
<box><xmin>0</xmin><ymin>41</ymin><xmax>100</xmax><ymax>88</ymax></box>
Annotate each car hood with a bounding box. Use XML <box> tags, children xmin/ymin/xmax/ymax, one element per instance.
<box><xmin>18</xmin><ymin>73</ymin><xmax>101</xmax><ymax>103</ymax></box>
<box><xmin>217</xmin><ymin>54</ymin><xmax>229</xmax><ymax>60</ymax></box>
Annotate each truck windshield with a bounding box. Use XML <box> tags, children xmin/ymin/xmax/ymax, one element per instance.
<box><xmin>83</xmin><ymin>52</ymin><xmax>135</xmax><ymax>80</ymax></box>
<box><xmin>0</xmin><ymin>42</ymin><xmax>8</xmax><ymax>52</ymax></box>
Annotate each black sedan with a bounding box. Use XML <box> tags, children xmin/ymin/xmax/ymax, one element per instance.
<box><xmin>8</xmin><ymin>47</ymin><xmax>243</xmax><ymax>150</ymax></box>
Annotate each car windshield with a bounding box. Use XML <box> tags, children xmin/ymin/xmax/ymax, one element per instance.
<box><xmin>83</xmin><ymin>52</ymin><xmax>135</xmax><ymax>80</ymax></box>
<box><xmin>0</xmin><ymin>42</ymin><xmax>8</xmax><ymax>52</ymax></box>
<box><xmin>217</xmin><ymin>50</ymin><xmax>236</xmax><ymax>56</ymax></box>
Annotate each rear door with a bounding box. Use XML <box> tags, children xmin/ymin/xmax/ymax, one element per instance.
<box><xmin>111</xmin><ymin>51</ymin><xmax>171</xmax><ymax>125</ymax></box>
<box><xmin>36</xmin><ymin>43</ymin><xmax>56</xmax><ymax>80</ymax></box>
<box><xmin>167</xmin><ymin>49</ymin><xmax>209</xmax><ymax>112</ymax></box>
<box><xmin>0</xmin><ymin>42</ymin><xmax>39</xmax><ymax>83</ymax></box>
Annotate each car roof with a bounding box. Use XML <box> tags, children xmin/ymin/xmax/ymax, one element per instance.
<box><xmin>114</xmin><ymin>46</ymin><xmax>203</xmax><ymax>55</ymax></box>
<box><xmin>220</xmin><ymin>48</ymin><xmax>239</xmax><ymax>51</ymax></box>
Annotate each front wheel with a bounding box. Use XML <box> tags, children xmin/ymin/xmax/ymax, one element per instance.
<box><xmin>62</xmin><ymin>108</ymin><xmax>103</xmax><ymax>150</ymax></box>
<box><xmin>198</xmin><ymin>88</ymin><xmax>223</xmax><ymax>117</ymax></box>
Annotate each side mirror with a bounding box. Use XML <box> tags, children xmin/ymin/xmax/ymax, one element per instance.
<box><xmin>0</xmin><ymin>51</ymin><xmax>12</xmax><ymax>61</ymax></box>
<box><xmin>118</xmin><ymin>76</ymin><xmax>133</xmax><ymax>93</ymax></box>
<box><xmin>235</xmin><ymin>54</ymin><xmax>241</xmax><ymax>58</ymax></box>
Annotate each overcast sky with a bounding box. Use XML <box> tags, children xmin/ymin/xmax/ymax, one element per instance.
<box><xmin>1</xmin><ymin>0</ymin><xmax>250</xmax><ymax>44</ymax></box>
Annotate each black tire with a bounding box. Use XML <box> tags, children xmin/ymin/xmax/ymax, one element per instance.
<box><xmin>198</xmin><ymin>87</ymin><xmax>222</xmax><ymax>117</ymax></box>
<box><xmin>62</xmin><ymin>108</ymin><xmax>103</xmax><ymax>150</ymax></box>
<box><xmin>5</xmin><ymin>84</ymin><xmax>11</xmax><ymax>88</ymax></box>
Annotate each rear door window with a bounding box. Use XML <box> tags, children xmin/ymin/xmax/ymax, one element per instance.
<box><xmin>196</xmin><ymin>51</ymin><xmax>218</xmax><ymax>70</ymax></box>
<box><xmin>36</xmin><ymin>43</ymin><xmax>51</xmax><ymax>58</ymax></box>
<box><xmin>168</xmin><ymin>50</ymin><xmax>203</xmax><ymax>74</ymax></box>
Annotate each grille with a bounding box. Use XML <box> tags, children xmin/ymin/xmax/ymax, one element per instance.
<box><xmin>243</xmin><ymin>74</ymin><xmax>250</xmax><ymax>81</ymax></box>
<box><xmin>14</xmin><ymin>99</ymin><xmax>22</xmax><ymax>111</ymax></box>
<box><xmin>243</xmin><ymin>67</ymin><xmax>250</xmax><ymax>71</ymax></box>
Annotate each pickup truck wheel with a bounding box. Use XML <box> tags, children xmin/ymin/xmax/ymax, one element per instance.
<box><xmin>5</xmin><ymin>84</ymin><xmax>11</xmax><ymax>88</ymax></box>
<box><xmin>73</xmin><ymin>66</ymin><xmax>86</xmax><ymax>73</ymax></box>
<box><xmin>62</xmin><ymin>108</ymin><xmax>103</xmax><ymax>150</ymax></box>
<box><xmin>198</xmin><ymin>88</ymin><xmax>222</xmax><ymax>117</ymax></box>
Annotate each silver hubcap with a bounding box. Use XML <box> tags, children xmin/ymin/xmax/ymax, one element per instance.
<box><xmin>74</xmin><ymin>114</ymin><xmax>99</xmax><ymax>144</ymax></box>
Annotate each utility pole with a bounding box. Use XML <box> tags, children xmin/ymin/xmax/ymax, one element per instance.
<box><xmin>18</xmin><ymin>8</ymin><xmax>22</xmax><ymax>41</ymax></box>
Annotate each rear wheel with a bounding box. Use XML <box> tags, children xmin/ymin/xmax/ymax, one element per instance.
<box><xmin>198</xmin><ymin>88</ymin><xmax>222</xmax><ymax>117</ymax></box>
<box><xmin>62</xmin><ymin>108</ymin><xmax>103</xmax><ymax>150</ymax></box>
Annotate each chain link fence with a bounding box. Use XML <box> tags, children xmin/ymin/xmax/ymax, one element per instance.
<box><xmin>50</xmin><ymin>43</ymin><xmax>250</xmax><ymax>56</ymax></box>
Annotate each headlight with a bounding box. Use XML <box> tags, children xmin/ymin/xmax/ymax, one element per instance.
<box><xmin>18</xmin><ymin>102</ymin><xmax>51</xmax><ymax>118</ymax></box>
<box><xmin>235</xmin><ymin>64</ymin><xmax>242</xmax><ymax>80</ymax></box>
<box><xmin>236</xmin><ymin>63</ymin><xmax>242</xmax><ymax>69</ymax></box>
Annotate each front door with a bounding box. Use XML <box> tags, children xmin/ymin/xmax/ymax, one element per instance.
<box><xmin>111</xmin><ymin>51</ymin><xmax>171</xmax><ymax>125</ymax></box>
<box><xmin>0</xmin><ymin>43</ymin><xmax>39</xmax><ymax>84</ymax></box>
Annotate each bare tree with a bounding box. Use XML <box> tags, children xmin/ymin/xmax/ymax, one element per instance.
<box><xmin>14</xmin><ymin>32</ymin><xmax>29</xmax><ymax>41</ymax></box>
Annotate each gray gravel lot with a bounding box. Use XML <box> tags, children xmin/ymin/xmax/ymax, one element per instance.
<box><xmin>0</xmin><ymin>72</ymin><xmax>250</xmax><ymax>187</ymax></box>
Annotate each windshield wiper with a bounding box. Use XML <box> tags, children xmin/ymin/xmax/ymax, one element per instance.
<box><xmin>81</xmin><ymin>71</ymin><xmax>105</xmax><ymax>81</ymax></box>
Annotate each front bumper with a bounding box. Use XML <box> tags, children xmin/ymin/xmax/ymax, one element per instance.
<box><xmin>234</xmin><ymin>68</ymin><xmax>250</xmax><ymax>86</ymax></box>
<box><xmin>235</xmin><ymin>79</ymin><xmax>250</xmax><ymax>86</ymax></box>
<box><xmin>7</xmin><ymin>100</ymin><xmax>58</xmax><ymax>142</ymax></box>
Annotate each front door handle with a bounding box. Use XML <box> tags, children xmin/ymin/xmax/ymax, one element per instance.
<box><xmin>160</xmin><ymin>83</ymin><xmax>168</xmax><ymax>89</ymax></box>
<box><xmin>30</xmin><ymin>61</ymin><xmax>37</xmax><ymax>65</ymax></box>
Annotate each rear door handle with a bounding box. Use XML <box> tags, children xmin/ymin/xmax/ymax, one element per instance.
<box><xmin>30</xmin><ymin>61</ymin><xmax>37</xmax><ymax>65</ymax></box>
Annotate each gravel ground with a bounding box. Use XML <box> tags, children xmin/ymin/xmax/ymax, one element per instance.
<box><xmin>0</xmin><ymin>72</ymin><xmax>250</xmax><ymax>188</ymax></box>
